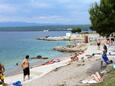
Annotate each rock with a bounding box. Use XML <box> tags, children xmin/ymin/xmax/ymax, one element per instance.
<box><xmin>31</xmin><ymin>55</ymin><xmax>48</xmax><ymax>59</ymax></box>
<box><xmin>53</xmin><ymin>44</ymin><xmax>87</xmax><ymax>52</ymax></box>
<box><xmin>53</xmin><ymin>46</ymin><xmax>78</xmax><ymax>52</ymax></box>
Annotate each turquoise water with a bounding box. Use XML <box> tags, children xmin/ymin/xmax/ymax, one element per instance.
<box><xmin>0</xmin><ymin>31</ymin><xmax>69</xmax><ymax>67</ymax></box>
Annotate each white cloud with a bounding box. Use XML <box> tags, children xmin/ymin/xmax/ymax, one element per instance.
<box><xmin>31</xmin><ymin>2</ymin><xmax>51</xmax><ymax>8</ymax></box>
<box><xmin>29</xmin><ymin>0</ymin><xmax>52</xmax><ymax>8</ymax></box>
<box><xmin>0</xmin><ymin>0</ymin><xmax>100</xmax><ymax>24</ymax></box>
<box><xmin>0</xmin><ymin>4</ymin><xmax>17</xmax><ymax>13</ymax></box>
<box><xmin>31</xmin><ymin>15</ymin><xmax>63</xmax><ymax>20</ymax></box>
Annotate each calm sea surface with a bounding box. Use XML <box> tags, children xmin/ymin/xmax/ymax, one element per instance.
<box><xmin>0</xmin><ymin>31</ymin><xmax>70</xmax><ymax>67</ymax></box>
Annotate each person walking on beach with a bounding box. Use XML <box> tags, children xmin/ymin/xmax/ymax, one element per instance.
<box><xmin>0</xmin><ymin>63</ymin><xmax>5</xmax><ymax>86</ymax></box>
<box><xmin>97</xmin><ymin>39</ymin><xmax>101</xmax><ymax>50</ymax></box>
<box><xmin>101</xmin><ymin>44</ymin><xmax>109</xmax><ymax>69</ymax></box>
<box><xmin>103</xmin><ymin>44</ymin><xmax>107</xmax><ymax>53</ymax></box>
<box><xmin>21</xmin><ymin>55</ymin><xmax>30</xmax><ymax>81</ymax></box>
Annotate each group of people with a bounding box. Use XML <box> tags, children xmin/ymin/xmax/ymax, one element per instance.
<box><xmin>70</xmin><ymin>53</ymin><xmax>79</xmax><ymax>62</ymax></box>
<box><xmin>0</xmin><ymin>55</ymin><xmax>30</xmax><ymax>86</ymax></box>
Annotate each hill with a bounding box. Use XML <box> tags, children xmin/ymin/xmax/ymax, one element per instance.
<box><xmin>0</xmin><ymin>22</ymin><xmax>90</xmax><ymax>31</ymax></box>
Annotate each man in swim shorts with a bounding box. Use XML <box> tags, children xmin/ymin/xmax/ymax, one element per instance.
<box><xmin>21</xmin><ymin>55</ymin><xmax>30</xmax><ymax>81</ymax></box>
<box><xmin>0</xmin><ymin>63</ymin><xmax>5</xmax><ymax>86</ymax></box>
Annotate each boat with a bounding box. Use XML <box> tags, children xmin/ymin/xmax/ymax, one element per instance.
<box><xmin>43</xmin><ymin>30</ymin><xmax>49</xmax><ymax>32</ymax></box>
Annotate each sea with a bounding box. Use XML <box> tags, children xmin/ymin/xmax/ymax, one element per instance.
<box><xmin>0</xmin><ymin>31</ymin><xmax>70</xmax><ymax>68</ymax></box>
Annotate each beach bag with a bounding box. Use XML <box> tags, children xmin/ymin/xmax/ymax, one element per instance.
<box><xmin>13</xmin><ymin>81</ymin><xmax>22</xmax><ymax>86</ymax></box>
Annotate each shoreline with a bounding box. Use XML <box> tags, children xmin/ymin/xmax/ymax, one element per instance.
<box><xmin>23</xmin><ymin>44</ymin><xmax>115</xmax><ymax>86</ymax></box>
<box><xmin>5</xmin><ymin>53</ymin><xmax>72</xmax><ymax>77</ymax></box>
<box><xmin>3</xmin><ymin>43</ymin><xmax>115</xmax><ymax>86</ymax></box>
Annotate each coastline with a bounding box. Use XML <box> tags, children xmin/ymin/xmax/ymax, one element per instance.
<box><xmin>5</xmin><ymin>53</ymin><xmax>72</xmax><ymax>77</ymax></box>
<box><xmin>23</xmin><ymin>56</ymin><xmax>101</xmax><ymax>86</ymax></box>
<box><xmin>23</xmin><ymin>44</ymin><xmax>115</xmax><ymax>86</ymax></box>
<box><xmin>3</xmin><ymin>44</ymin><xmax>96</xmax><ymax>84</ymax></box>
<box><xmin>2</xmin><ymin>43</ymin><xmax>115</xmax><ymax>86</ymax></box>
<box><xmin>2</xmin><ymin>32</ymin><xmax>115</xmax><ymax>86</ymax></box>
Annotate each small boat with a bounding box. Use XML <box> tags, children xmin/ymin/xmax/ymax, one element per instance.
<box><xmin>43</xmin><ymin>30</ymin><xmax>49</xmax><ymax>32</ymax></box>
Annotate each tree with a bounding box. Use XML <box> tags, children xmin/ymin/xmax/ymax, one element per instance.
<box><xmin>89</xmin><ymin>0</ymin><xmax>115</xmax><ymax>37</ymax></box>
<box><xmin>71</xmin><ymin>27</ymin><xmax>81</xmax><ymax>33</ymax></box>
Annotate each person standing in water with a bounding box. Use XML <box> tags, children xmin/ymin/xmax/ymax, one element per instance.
<box><xmin>21</xmin><ymin>55</ymin><xmax>30</xmax><ymax>81</ymax></box>
<box><xmin>0</xmin><ymin>63</ymin><xmax>5</xmax><ymax>86</ymax></box>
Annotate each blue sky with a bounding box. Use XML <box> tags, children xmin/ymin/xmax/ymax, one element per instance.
<box><xmin>0</xmin><ymin>0</ymin><xmax>99</xmax><ymax>24</ymax></box>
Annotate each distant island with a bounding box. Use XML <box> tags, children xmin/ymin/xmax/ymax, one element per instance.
<box><xmin>0</xmin><ymin>22</ymin><xmax>90</xmax><ymax>31</ymax></box>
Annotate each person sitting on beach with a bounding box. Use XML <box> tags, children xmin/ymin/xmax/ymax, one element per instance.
<box><xmin>90</xmin><ymin>72</ymin><xmax>103</xmax><ymax>82</ymax></box>
<box><xmin>0</xmin><ymin>63</ymin><xmax>5</xmax><ymax>86</ymax></box>
<box><xmin>81</xmin><ymin>72</ymin><xmax>103</xmax><ymax>84</ymax></box>
<box><xmin>71</xmin><ymin>53</ymin><xmax>79</xmax><ymax>62</ymax></box>
<box><xmin>21</xmin><ymin>55</ymin><xmax>30</xmax><ymax>81</ymax></box>
<box><xmin>42</xmin><ymin>59</ymin><xmax>60</xmax><ymax>65</ymax></box>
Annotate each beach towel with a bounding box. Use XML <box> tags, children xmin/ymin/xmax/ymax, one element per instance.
<box><xmin>13</xmin><ymin>81</ymin><xmax>22</xmax><ymax>86</ymax></box>
<box><xmin>81</xmin><ymin>79</ymin><xmax>97</xmax><ymax>84</ymax></box>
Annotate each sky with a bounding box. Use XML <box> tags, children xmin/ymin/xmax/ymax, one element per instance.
<box><xmin>0</xmin><ymin>0</ymin><xmax>100</xmax><ymax>25</ymax></box>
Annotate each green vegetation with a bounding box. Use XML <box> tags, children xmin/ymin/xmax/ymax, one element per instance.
<box><xmin>89</xmin><ymin>0</ymin><xmax>115</xmax><ymax>37</ymax></box>
<box><xmin>90</xmin><ymin>69</ymin><xmax>115</xmax><ymax>86</ymax></box>
<box><xmin>71</xmin><ymin>27</ymin><xmax>81</xmax><ymax>33</ymax></box>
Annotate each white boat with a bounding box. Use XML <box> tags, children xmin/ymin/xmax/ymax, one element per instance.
<box><xmin>43</xmin><ymin>30</ymin><xmax>49</xmax><ymax>32</ymax></box>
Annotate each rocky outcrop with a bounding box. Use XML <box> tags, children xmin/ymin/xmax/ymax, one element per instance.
<box><xmin>31</xmin><ymin>55</ymin><xmax>48</xmax><ymax>59</ymax></box>
<box><xmin>37</xmin><ymin>35</ymin><xmax>84</xmax><ymax>41</ymax></box>
<box><xmin>37</xmin><ymin>36</ymin><xmax>69</xmax><ymax>41</ymax></box>
<box><xmin>53</xmin><ymin>44</ymin><xmax>87</xmax><ymax>52</ymax></box>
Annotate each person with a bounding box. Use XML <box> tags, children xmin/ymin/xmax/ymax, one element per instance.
<box><xmin>71</xmin><ymin>53</ymin><xmax>79</xmax><ymax>62</ymax></box>
<box><xmin>101</xmin><ymin>51</ymin><xmax>113</xmax><ymax>65</ymax></box>
<box><xmin>106</xmin><ymin>38</ymin><xmax>110</xmax><ymax>46</ymax></box>
<box><xmin>42</xmin><ymin>58</ymin><xmax>60</xmax><ymax>65</ymax></box>
<box><xmin>81</xmin><ymin>72</ymin><xmax>103</xmax><ymax>84</ymax></box>
<box><xmin>21</xmin><ymin>55</ymin><xmax>30</xmax><ymax>81</ymax></box>
<box><xmin>103</xmin><ymin>44</ymin><xmax>107</xmax><ymax>53</ymax></box>
<box><xmin>90</xmin><ymin>72</ymin><xmax>103</xmax><ymax>82</ymax></box>
<box><xmin>101</xmin><ymin>45</ymin><xmax>113</xmax><ymax>69</ymax></box>
<box><xmin>111</xmin><ymin>37</ymin><xmax>114</xmax><ymax>45</ymax></box>
<box><xmin>97</xmin><ymin>39</ymin><xmax>101</xmax><ymax>50</ymax></box>
<box><xmin>16</xmin><ymin>63</ymin><xmax>18</xmax><ymax>66</ymax></box>
<box><xmin>0</xmin><ymin>63</ymin><xmax>5</xmax><ymax>86</ymax></box>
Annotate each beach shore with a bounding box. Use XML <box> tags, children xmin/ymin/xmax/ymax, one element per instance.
<box><xmin>23</xmin><ymin>45</ymin><xmax>115</xmax><ymax>86</ymax></box>
<box><xmin>23</xmin><ymin>56</ymin><xmax>102</xmax><ymax>86</ymax></box>
<box><xmin>5</xmin><ymin>53</ymin><xmax>72</xmax><ymax>77</ymax></box>
<box><xmin>2</xmin><ymin>42</ymin><xmax>115</xmax><ymax>86</ymax></box>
